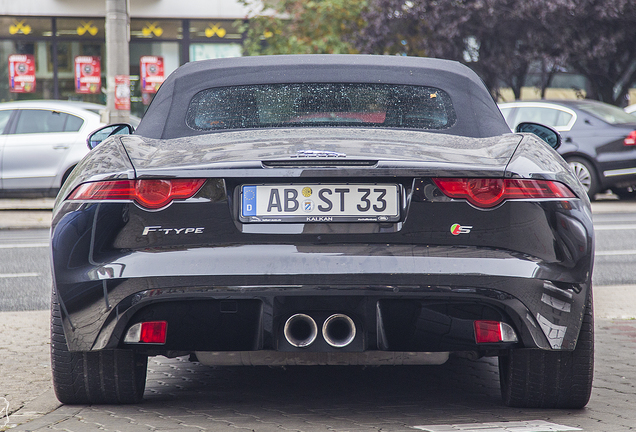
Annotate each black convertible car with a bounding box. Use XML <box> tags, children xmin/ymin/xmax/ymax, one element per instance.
<box><xmin>50</xmin><ymin>55</ymin><xmax>594</xmax><ymax>409</ymax></box>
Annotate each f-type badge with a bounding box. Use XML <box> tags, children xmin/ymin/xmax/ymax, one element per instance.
<box><xmin>450</xmin><ymin>223</ymin><xmax>472</xmax><ymax>235</ymax></box>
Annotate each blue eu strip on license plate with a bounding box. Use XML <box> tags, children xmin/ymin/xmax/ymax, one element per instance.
<box><xmin>242</xmin><ymin>185</ymin><xmax>257</xmax><ymax>216</ymax></box>
<box><xmin>240</xmin><ymin>184</ymin><xmax>400</xmax><ymax>223</ymax></box>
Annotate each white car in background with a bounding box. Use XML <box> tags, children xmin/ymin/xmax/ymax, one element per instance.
<box><xmin>0</xmin><ymin>100</ymin><xmax>138</xmax><ymax>197</ymax></box>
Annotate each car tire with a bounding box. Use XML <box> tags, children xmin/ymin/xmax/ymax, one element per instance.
<box><xmin>566</xmin><ymin>157</ymin><xmax>599</xmax><ymax>199</ymax></box>
<box><xmin>50</xmin><ymin>289</ymin><xmax>148</xmax><ymax>404</ymax></box>
<box><xmin>498</xmin><ymin>291</ymin><xmax>593</xmax><ymax>408</ymax></box>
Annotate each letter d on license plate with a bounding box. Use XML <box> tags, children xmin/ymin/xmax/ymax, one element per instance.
<box><xmin>240</xmin><ymin>184</ymin><xmax>400</xmax><ymax>223</ymax></box>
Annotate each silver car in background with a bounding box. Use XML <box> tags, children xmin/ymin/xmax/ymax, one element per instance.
<box><xmin>0</xmin><ymin>100</ymin><xmax>134</xmax><ymax>197</ymax></box>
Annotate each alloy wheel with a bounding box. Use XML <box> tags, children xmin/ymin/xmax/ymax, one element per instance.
<box><xmin>568</xmin><ymin>161</ymin><xmax>592</xmax><ymax>191</ymax></box>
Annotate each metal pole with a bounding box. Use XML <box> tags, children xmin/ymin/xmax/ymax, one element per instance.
<box><xmin>51</xmin><ymin>18</ymin><xmax>59</xmax><ymax>100</ymax></box>
<box><xmin>105</xmin><ymin>0</ymin><xmax>130</xmax><ymax>124</ymax></box>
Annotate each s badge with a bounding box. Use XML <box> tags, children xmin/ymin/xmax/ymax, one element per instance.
<box><xmin>450</xmin><ymin>223</ymin><xmax>472</xmax><ymax>235</ymax></box>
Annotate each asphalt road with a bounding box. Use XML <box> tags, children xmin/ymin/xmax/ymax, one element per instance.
<box><xmin>0</xmin><ymin>229</ymin><xmax>50</xmax><ymax>311</ymax></box>
<box><xmin>591</xmin><ymin>205</ymin><xmax>636</xmax><ymax>285</ymax></box>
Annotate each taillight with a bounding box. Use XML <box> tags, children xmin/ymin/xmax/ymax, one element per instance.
<box><xmin>140</xmin><ymin>321</ymin><xmax>168</xmax><ymax>344</ymax></box>
<box><xmin>68</xmin><ymin>179</ymin><xmax>206</xmax><ymax>209</ymax></box>
<box><xmin>624</xmin><ymin>130</ymin><xmax>636</xmax><ymax>146</ymax></box>
<box><xmin>474</xmin><ymin>320</ymin><xmax>518</xmax><ymax>343</ymax></box>
<box><xmin>433</xmin><ymin>178</ymin><xmax>575</xmax><ymax>208</ymax></box>
<box><xmin>124</xmin><ymin>321</ymin><xmax>167</xmax><ymax>344</ymax></box>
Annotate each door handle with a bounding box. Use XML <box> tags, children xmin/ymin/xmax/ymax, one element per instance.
<box><xmin>53</xmin><ymin>145</ymin><xmax>69</xmax><ymax>149</ymax></box>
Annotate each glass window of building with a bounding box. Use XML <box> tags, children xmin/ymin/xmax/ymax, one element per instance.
<box><xmin>0</xmin><ymin>40</ymin><xmax>55</xmax><ymax>101</ymax></box>
<box><xmin>129</xmin><ymin>41</ymin><xmax>182</xmax><ymax>118</ymax></box>
<box><xmin>131</xmin><ymin>19</ymin><xmax>182</xmax><ymax>40</ymax></box>
<box><xmin>189</xmin><ymin>19</ymin><xmax>243</xmax><ymax>61</ymax></box>
<box><xmin>56</xmin><ymin>18</ymin><xmax>105</xmax><ymax>39</ymax></box>
<box><xmin>189</xmin><ymin>43</ymin><xmax>242</xmax><ymax>61</ymax></box>
<box><xmin>0</xmin><ymin>17</ymin><xmax>52</xmax><ymax>38</ymax></box>
<box><xmin>0</xmin><ymin>14</ymin><xmax>247</xmax><ymax>108</ymax></box>
<box><xmin>189</xmin><ymin>20</ymin><xmax>243</xmax><ymax>41</ymax></box>
<box><xmin>53</xmin><ymin>41</ymin><xmax>105</xmax><ymax>104</ymax></box>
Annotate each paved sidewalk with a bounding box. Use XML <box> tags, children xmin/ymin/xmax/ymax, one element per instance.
<box><xmin>0</xmin><ymin>311</ymin><xmax>60</xmax><ymax>430</ymax></box>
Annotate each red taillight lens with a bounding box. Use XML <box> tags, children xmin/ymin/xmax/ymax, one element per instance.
<box><xmin>140</xmin><ymin>321</ymin><xmax>167</xmax><ymax>344</ymax></box>
<box><xmin>433</xmin><ymin>178</ymin><xmax>575</xmax><ymax>208</ymax></box>
<box><xmin>474</xmin><ymin>320</ymin><xmax>518</xmax><ymax>343</ymax></box>
<box><xmin>68</xmin><ymin>179</ymin><xmax>206</xmax><ymax>209</ymax></box>
<box><xmin>624</xmin><ymin>130</ymin><xmax>636</xmax><ymax>146</ymax></box>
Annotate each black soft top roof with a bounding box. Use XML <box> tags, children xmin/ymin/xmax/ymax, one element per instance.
<box><xmin>134</xmin><ymin>54</ymin><xmax>510</xmax><ymax>139</ymax></box>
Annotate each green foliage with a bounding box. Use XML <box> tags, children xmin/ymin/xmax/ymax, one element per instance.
<box><xmin>237</xmin><ymin>0</ymin><xmax>367</xmax><ymax>55</ymax></box>
<box><xmin>357</xmin><ymin>0</ymin><xmax>636</xmax><ymax>105</ymax></box>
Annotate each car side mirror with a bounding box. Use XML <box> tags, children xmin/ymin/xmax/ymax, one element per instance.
<box><xmin>87</xmin><ymin>123</ymin><xmax>134</xmax><ymax>149</ymax></box>
<box><xmin>515</xmin><ymin>122</ymin><xmax>561</xmax><ymax>150</ymax></box>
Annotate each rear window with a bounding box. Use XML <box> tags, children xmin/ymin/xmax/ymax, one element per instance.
<box><xmin>186</xmin><ymin>83</ymin><xmax>456</xmax><ymax>131</ymax></box>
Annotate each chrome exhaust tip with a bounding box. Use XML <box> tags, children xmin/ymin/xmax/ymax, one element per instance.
<box><xmin>284</xmin><ymin>314</ymin><xmax>318</xmax><ymax>348</ymax></box>
<box><xmin>322</xmin><ymin>314</ymin><xmax>356</xmax><ymax>348</ymax></box>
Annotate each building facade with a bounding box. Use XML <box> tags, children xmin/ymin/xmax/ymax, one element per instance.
<box><xmin>0</xmin><ymin>0</ymin><xmax>250</xmax><ymax>117</ymax></box>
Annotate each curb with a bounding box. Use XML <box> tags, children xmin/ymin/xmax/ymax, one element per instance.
<box><xmin>0</xmin><ymin>199</ymin><xmax>55</xmax><ymax>211</ymax></box>
<box><xmin>590</xmin><ymin>200</ymin><xmax>636</xmax><ymax>214</ymax></box>
<box><xmin>0</xmin><ymin>212</ymin><xmax>52</xmax><ymax>230</ymax></box>
<box><xmin>0</xmin><ymin>199</ymin><xmax>54</xmax><ymax>230</ymax></box>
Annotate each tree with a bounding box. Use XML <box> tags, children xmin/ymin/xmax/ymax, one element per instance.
<box><xmin>357</xmin><ymin>0</ymin><xmax>553</xmax><ymax>100</ymax></box>
<box><xmin>546</xmin><ymin>0</ymin><xmax>636</xmax><ymax>105</ymax></box>
<box><xmin>238</xmin><ymin>0</ymin><xmax>367</xmax><ymax>56</ymax></box>
<box><xmin>356</xmin><ymin>0</ymin><xmax>636</xmax><ymax>105</ymax></box>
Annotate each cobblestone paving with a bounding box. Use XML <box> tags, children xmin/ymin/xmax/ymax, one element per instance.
<box><xmin>0</xmin><ymin>311</ymin><xmax>52</xmax><ymax>421</ymax></box>
<box><xmin>4</xmin><ymin>319</ymin><xmax>635</xmax><ymax>432</ymax></box>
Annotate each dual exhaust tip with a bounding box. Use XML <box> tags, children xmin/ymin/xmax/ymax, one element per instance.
<box><xmin>284</xmin><ymin>313</ymin><xmax>356</xmax><ymax>348</ymax></box>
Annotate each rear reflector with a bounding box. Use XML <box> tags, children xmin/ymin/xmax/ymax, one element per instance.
<box><xmin>67</xmin><ymin>179</ymin><xmax>206</xmax><ymax>209</ymax></box>
<box><xmin>433</xmin><ymin>178</ymin><xmax>575</xmax><ymax>208</ymax></box>
<box><xmin>124</xmin><ymin>321</ymin><xmax>167</xmax><ymax>344</ymax></box>
<box><xmin>624</xmin><ymin>131</ymin><xmax>636</xmax><ymax>146</ymax></box>
<box><xmin>474</xmin><ymin>320</ymin><xmax>518</xmax><ymax>343</ymax></box>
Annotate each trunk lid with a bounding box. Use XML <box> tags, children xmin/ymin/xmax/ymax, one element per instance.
<box><xmin>122</xmin><ymin>128</ymin><xmax>522</xmax><ymax>178</ymax></box>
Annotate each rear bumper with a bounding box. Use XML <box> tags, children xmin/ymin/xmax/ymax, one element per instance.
<box><xmin>53</xmin><ymin>244</ymin><xmax>591</xmax><ymax>355</ymax></box>
<box><xmin>51</xmin><ymin>191</ymin><xmax>593</xmax><ymax>359</ymax></box>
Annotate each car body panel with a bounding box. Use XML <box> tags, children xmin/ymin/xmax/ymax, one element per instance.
<box><xmin>52</xmin><ymin>132</ymin><xmax>592</xmax><ymax>357</ymax></box>
<box><xmin>121</xmin><ymin>129</ymin><xmax>520</xmax><ymax>175</ymax></box>
<box><xmin>2</xmin><ymin>130</ymin><xmax>84</xmax><ymax>189</ymax></box>
<box><xmin>51</xmin><ymin>56</ymin><xmax>594</xmax><ymax>371</ymax></box>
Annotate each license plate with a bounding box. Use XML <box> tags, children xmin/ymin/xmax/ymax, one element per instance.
<box><xmin>240</xmin><ymin>184</ymin><xmax>400</xmax><ymax>223</ymax></box>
